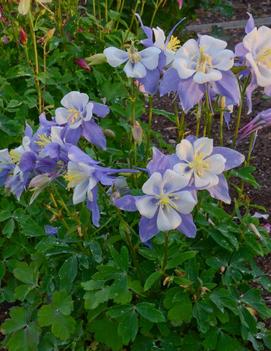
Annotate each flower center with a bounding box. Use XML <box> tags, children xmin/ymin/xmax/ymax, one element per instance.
<box><xmin>196</xmin><ymin>48</ymin><xmax>212</xmax><ymax>73</ymax></box>
<box><xmin>9</xmin><ymin>149</ymin><xmax>21</xmax><ymax>164</ymax></box>
<box><xmin>64</xmin><ymin>171</ymin><xmax>86</xmax><ymax>188</ymax></box>
<box><xmin>167</xmin><ymin>36</ymin><xmax>181</xmax><ymax>52</ymax></box>
<box><xmin>35</xmin><ymin>134</ymin><xmax>51</xmax><ymax>147</ymax></box>
<box><xmin>68</xmin><ymin>108</ymin><xmax>81</xmax><ymax>124</ymax></box>
<box><xmin>257</xmin><ymin>48</ymin><xmax>271</xmax><ymax>69</ymax></box>
<box><xmin>189</xmin><ymin>153</ymin><xmax>209</xmax><ymax>176</ymax></box>
<box><xmin>127</xmin><ymin>46</ymin><xmax>141</xmax><ymax>64</ymax></box>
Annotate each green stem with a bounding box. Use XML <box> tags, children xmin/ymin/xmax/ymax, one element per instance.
<box><xmin>92</xmin><ymin>0</ymin><xmax>96</xmax><ymax>17</ymax></box>
<box><xmin>105</xmin><ymin>0</ymin><xmax>108</xmax><ymax>23</ymax></box>
<box><xmin>140</xmin><ymin>0</ymin><xmax>146</xmax><ymax>16</ymax></box>
<box><xmin>146</xmin><ymin>95</ymin><xmax>153</xmax><ymax>160</ymax></box>
<box><xmin>233</xmin><ymin>98</ymin><xmax>243</xmax><ymax>148</ymax></box>
<box><xmin>219</xmin><ymin>97</ymin><xmax>225</xmax><ymax>146</ymax></box>
<box><xmin>57</xmin><ymin>0</ymin><xmax>63</xmax><ymax>36</ymax></box>
<box><xmin>179</xmin><ymin>111</ymin><xmax>185</xmax><ymax>140</ymax></box>
<box><xmin>247</xmin><ymin>131</ymin><xmax>257</xmax><ymax>164</ymax></box>
<box><xmin>28</xmin><ymin>11</ymin><xmax>42</xmax><ymax>113</ymax></box>
<box><xmin>196</xmin><ymin>102</ymin><xmax>201</xmax><ymax>137</ymax></box>
<box><xmin>161</xmin><ymin>231</ymin><xmax>169</xmax><ymax>273</ymax></box>
<box><xmin>124</xmin><ymin>0</ymin><xmax>140</xmax><ymax>41</ymax></box>
<box><xmin>174</xmin><ymin>101</ymin><xmax>180</xmax><ymax>139</ymax></box>
<box><xmin>115</xmin><ymin>0</ymin><xmax>125</xmax><ymax>30</ymax></box>
<box><xmin>150</xmin><ymin>0</ymin><xmax>163</xmax><ymax>26</ymax></box>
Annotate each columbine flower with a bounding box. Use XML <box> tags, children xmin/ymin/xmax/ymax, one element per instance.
<box><xmin>173</xmin><ymin>137</ymin><xmax>245</xmax><ymax>203</ymax></box>
<box><xmin>239</xmin><ymin>108</ymin><xmax>271</xmax><ymax>140</ymax></box>
<box><xmin>135</xmin><ymin>14</ymin><xmax>183</xmax><ymax>94</ymax></box>
<box><xmin>103</xmin><ymin>44</ymin><xmax>161</xmax><ymax>79</ymax></box>
<box><xmin>55</xmin><ymin>91</ymin><xmax>109</xmax><ymax>149</ymax></box>
<box><xmin>65</xmin><ymin>146</ymin><xmax>136</xmax><ymax>227</ymax></box>
<box><xmin>235</xmin><ymin>13</ymin><xmax>271</xmax><ymax>113</ymax></box>
<box><xmin>0</xmin><ymin>149</ymin><xmax>14</xmax><ymax>186</ymax></box>
<box><xmin>115</xmin><ymin>169</ymin><xmax>197</xmax><ymax>242</ymax></box>
<box><xmin>160</xmin><ymin>35</ymin><xmax>240</xmax><ymax>111</ymax></box>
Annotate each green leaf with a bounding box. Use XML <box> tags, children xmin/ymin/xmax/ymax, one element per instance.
<box><xmin>143</xmin><ymin>271</ymin><xmax>162</xmax><ymax>291</ymax></box>
<box><xmin>2</xmin><ymin>307</ymin><xmax>27</xmax><ymax>334</ymax></box>
<box><xmin>167</xmin><ymin>294</ymin><xmax>192</xmax><ymax>324</ymax></box>
<box><xmin>136</xmin><ymin>302</ymin><xmax>165</xmax><ymax>323</ymax></box>
<box><xmin>3</xmin><ymin>218</ymin><xmax>15</xmax><ymax>237</ymax></box>
<box><xmin>90</xmin><ymin>319</ymin><xmax>123</xmax><ymax>351</ymax></box>
<box><xmin>216</xmin><ymin>332</ymin><xmax>243</xmax><ymax>351</ymax></box>
<box><xmin>118</xmin><ymin>311</ymin><xmax>138</xmax><ymax>344</ymax></box>
<box><xmin>0</xmin><ymin>209</ymin><xmax>12</xmax><ymax>222</ymax></box>
<box><xmin>13</xmin><ymin>262</ymin><xmax>36</xmax><ymax>285</ymax></box>
<box><xmin>58</xmin><ymin>256</ymin><xmax>78</xmax><ymax>292</ymax></box>
<box><xmin>84</xmin><ymin>286</ymin><xmax>111</xmax><ymax>309</ymax></box>
<box><xmin>6</xmin><ymin>322</ymin><xmax>40</xmax><ymax>351</ymax></box>
<box><xmin>230</xmin><ymin>166</ymin><xmax>259</xmax><ymax>188</ymax></box>
<box><xmin>52</xmin><ymin>290</ymin><xmax>74</xmax><ymax>315</ymax></box>
<box><xmin>51</xmin><ymin>314</ymin><xmax>76</xmax><ymax>341</ymax></box>
<box><xmin>166</xmin><ymin>251</ymin><xmax>197</xmax><ymax>269</ymax></box>
<box><xmin>38</xmin><ymin>305</ymin><xmax>55</xmax><ymax>327</ymax></box>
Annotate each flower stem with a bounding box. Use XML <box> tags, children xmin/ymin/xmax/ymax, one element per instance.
<box><xmin>196</xmin><ymin>102</ymin><xmax>202</xmax><ymax>137</ymax></box>
<box><xmin>174</xmin><ymin>101</ymin><xmax>180</xmax><ymax>139</ymax></box>
<box><xmin>220</xmin><ymin>97</ymin><xmax>226</xmax><ymax>146</ymax></box>
<box><xmin>162</xmin><ymin>231</ymin><xmax>169</xmax><ymax>273</ymax></box>
<box><xmin>146</xmin><ymin>95</ymin><xmax>153</xmax><ymax>161</ymax></box>
<box><xmin>92</xmin><ymin>0</ymin><xmax>96</xmax><ymax>17</ymax></box>
<box><xmin>124</xmin><ymin>0</ymin><xmax>140</xmax><ymax>41</ymax></box>
<box><xmin>179</xmin><ymin>110</ymin><xmax>185</xmax><ymax>140</ymax></box>
<box><xmin>105</xmin><ymin>0</ymin><xmax>108</xmax><ymax>23</ymax></box>
<box><xmin>233</xmin><ymin>97</ymin><xmax>243</xmax><ymax>148</ymax></box>
<box><xmin>247</xmin><ymin>131</ymin><xmax>257</xmax><ymax>164</ymax></box>
<box><xmin>150</xmin><ymin>0</ymin><xmax>163</xmax><ymax>26</ymax></box>
<box><xmin>28</xmin><ymin>11</ymin><xmax>42</xmax><ymax>113</ymax></box>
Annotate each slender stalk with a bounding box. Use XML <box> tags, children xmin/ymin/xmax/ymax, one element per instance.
<box><xmin>92</xmin><ymin>0</ymin><xmax>96</xmax><ymax>17</ymax></box>
<box><xmin>196</xmin><ymin>102</ymin><xmax>202</xmax><ymax>137</ymax></box>
<box><xmin>150</xmin><ymin>0</ymin><xmax>163</xmax><ymax>26</ymax></box>
<box><xmin>124</xmin><ymin>0</ymin><xmax>140</xmax><ymax>41</ymax></box>
<box><xmin>57</xmin><ymin>0</ymin><xmax>63</xmax><ymax>36</ymax></box>
<box><xmin>146</xmin><ymin>95</ymin><xmax>153</xmax><ymax>160</ymax></box>
<box><xmin>28</xmin><ymin>11</ymin><xmax>42</xmax><ymax>113</ymax></box>
<box><xmin>205</xmin><ymin>90</ymin><xmax>213</xmax><ymax>137</ymax></box>
<box><xmin>105</xmin><ymin>0</ymin><xmax>108</xmax><ymax>23</ymax></box>
<box><xmin>179</xmin><ymin>111</ymin><xmax>185</xmax><ymax>140</ymax></box>
<box><xmin>161</xmin><ymin>231</ymin><xmax>169</xmax><ymax>273</ymax></box>
<box><xmin>174</xmin><ymin>101</ymin><xmax>180</xmax><ymax>139</ymax></box>
<box><xmin>129</xmin><ymin>82</ymin><xmax>137</xmax><ymax>167</ymax></box>
<box><xmin>115</xmin><ymin>0</ymin><xmax>125</xmax><ymax>30</ymax></box>
<box><xmin>233</xmin><ymin>98</ymin><xmax>243</xmax><ymax>147</ymax></box>
<box><xmin>140</xmin><ymin>0</ymin><xmax>146</xmax><ymax>16</ymax></box>
<box><xmin>220</xmin><ymin>96</ymin><xmax>226</xmax><ymax>146</ymax></box>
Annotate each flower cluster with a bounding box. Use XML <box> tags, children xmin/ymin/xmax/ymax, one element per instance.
<box><xmin>0</xmin><ymin>91</ymin><xmax>134</xmax><ymax>227</ymax></box>
<box><xmin>115</xmin><ymin>137</ymin><xmax>244</xmax><ymax>243</ymax></box>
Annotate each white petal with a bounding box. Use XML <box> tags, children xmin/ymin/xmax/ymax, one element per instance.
<box><xmin>135</xmin><ymin>196</ymin><xmax>158</xmax><ymax>218</ymax></box>
<box><xmin>173</xmin><ymin>57</ymin><xmax>196</xmax><ymax>79</ymax></box>
<box><xmin>194</xmin><ymin>172</ymin><xmax>218</xmax><ymax>188</ymax></box>
<box><xmin>140</xmin><ymin>47</ymin><xmax>161</xmax><ymax>70</ymax></box>
<box><xmin>0</xmin><ymin>149</ymin><xmax>11</xmax><ymax>163</ymax></box>
<box><xmin>212</xmin><ymin>49</ymin><xmax>234</xmax><ymax>71</ymax></box>
<box><xmin>50</xmin><ymin>126</ymin><xmax>63</xmax><ymax>144</ymax></box>
<box><xmin>157</xmin><ymin>206</ymin><xmax>182</xmax><ymax>231</ymax></box>
<box><xmin>243</xmin><ymin>27</ymin><xmax>258</xmax><ymax>52</ymax></box>
<box><xmin>124</xmin><ymin>61</ymin><xmax>147</xmax><ymax>78</ymax></box>
<box><xmin>55</xmin><ymin>107</ymin><xmax>69</xmax><ymax>125</ymax></box>
<box><xmin>142</xmin><ymin>172</ymin><xmax>162</xmax><ymax>195</ymax></box>
<box><xmin>173</xmin><ymin>163</ymin><xmax>193</xmax><ymax>184</ymax></box>
<box><xmin>200</xmin><ymin>35</ymin><xmax>227</xmax><ymax>53</ymax></box>
<box><xmin>61</xmin><ymin>91</ymin><xmax>89</xmax><ymax>110</ymax></box>
<box><xmin>153</xmin><ymin>27</ymin><xmax>166</xmax><ymax>49</ymax></box>
<box><xmin>193</xmin><ymin>137</ymin><xmax>213</xmax><ymax>157</ymax></box>
<box><xmin>103</xmin><ymin>47</ymin><xmax>128</xmax><ymax>67</ymax></box>
<box><xmin>246</xmin><ymin>52</ymin><xmax>271</xmax><ymax>87</ymax></box>
<box><xmin>205</xmin><ymin>154</ymin><xmax>226</xmax><ymax>174</ymax></box>
<box><xmin>175</xmin><ymin>39</ymin><xmax>199</xmax><ymax>59</ymax></box>
<box><xmin>162</xmin><ymin>169</ymin><xmax>189</xmax><ymax>193</ymax></box>
<box><xmin>73</xmin><ymin>180</ymin><xmax>88</xmax><ymax>204</ymax></box>
<box><xmin>255</xmin><ymin>26</ymin><xmax>271</xmax><ymax>55</ymax></box>
<box><xmin>84</xmin><ymin>102</ymin><xmax>94</xmax><ymax>122</ymax></box>
<box><xmin>193</xmin><ymin>69</ymin><xmax>222</xmax><ymax>84</ymax></box>
<box><xmin>172</xmin><ymin>190</ymin><xmax>197</xmax><ymax>214</ymax></box>
<box><xmin>176</xmin><ymin>139</ymin><xmax>194</xmax><ymax>161</ymax></box>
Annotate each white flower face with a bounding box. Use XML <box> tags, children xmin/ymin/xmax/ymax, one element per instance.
<box><xmin>172</xmin><ymin>35</ymin><xmax>234</xmax><ymax>84</ymax></box>
<box><xmin>153</xmin><ymin>27</ymin><xmax>180</xmax><ymax>65</ymax></box>
<box><xmin>243</xmin><ymin>26</ymin><xmax>271</xmax><ymax>87</ymax></box>
<box><xmin>135</xmin><ymin>170</ymin><xmax>196</xmax><ymax>231</ymax></box>
<box><xmin>65</xmin><ymin>161</ymin><xmax>97</xmax><ymax>205</ymax></box>
<box><xmin>174</xmin><ymin>138</ymin><xmax>226</xmax><ymax>188</ymax></box>
<box><xmin>104</xmin><ymin>46</ymin><xmax>161</xmax><ymax>79</ymax></box>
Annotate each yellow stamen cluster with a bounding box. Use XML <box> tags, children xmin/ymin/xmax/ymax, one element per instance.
<box><xmin>167</xmin><ymin>36</ymin><xmax>181</xmax><ymax>52</ymax></box>
<box><xmin>68</xmin><ymin>108</ymin><xmax>80</xmax><ymax>124</ymax></box>
<box><xmin>127</xmin><ymin>46</ymin><xmax>141</xmax><ymax>64</ymax></box>
<box><xmin>189</xmin><ymin>152</ymin><xmax>209</xmax><ymax>176</ymax></box>
<box><xmin>64</xmin><ymin>171</ymin><xmax>85</xmax><ymax>188</ymax></box>
<box><xmin>9</xmin><ymin>149</ymin><xmax>21</xmax><ymax>164</ymax></box>
<box><xmin>35</xmin><ymin>134</ymin><xmax>51</xmax><ymax>147</ymax></box>
<box><xmin>196</xmin><ymin>48</ymin><xmax>212</xmax><ymax>73</ymax></box>
<box><xmin>257</xmin><ymin>48</ymin><xmax>271</xmax><ymax>69</ymax></box>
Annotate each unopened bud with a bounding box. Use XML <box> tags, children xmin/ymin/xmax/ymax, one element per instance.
<box><xmin>75</xmin><ymin>58</ymin><xmax>91</xmax><ymax>72</ymax></box>
<box><xmin>86</xmin><ymin>53</ymin><xmax>107</xmax><ymax>65</ymax></box>
<box><xmin>220</xmin><ymin>266</ymin><xmax>226</xmax><ymax>273</ymax></box>
<box><xmin>132</xmin><ymin>121</ymin><xmax>143</xmax><ymax>145</ymax></box>
<box><xmin>249</xmin><ymin>223</ymin><xmax>262</xmax><ymax>239</ymax></box>
<box><xmin>44</xmin><ymin>28</ymin><xmax>55</xmax><ymax>43</ymax></box>
<box><xmin>19</xmin><ymin>28</ymin><xmax>27</xmax><ymax>45</ymax></box>
<box><xmin>220</xmin><ymin>96</ymin><xmax>226</xmax><ymax>109</ymax></box>
<box><xmin>104</xmin><ymin>129</ymin><xmax>116</xmax><ymax>138</ymax></box>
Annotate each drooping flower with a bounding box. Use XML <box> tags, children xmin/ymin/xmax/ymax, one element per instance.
<box><xmin>65</xmin><ymin>146</ymin><xmax>136</xmax><ymax>227</ymax></box>
<box><xmin>235</xmin><ymin>13</ymin><xmax>271</xmax><ymax>113</ymax></box>
<box><xmin>238</xmin><ymin>108</ymin><xmax>271</xmax><ymax>140</ymax></box>
<box><xmin>115</xmin><ymin>169</ymin><xmax>197</xmax><ymax>242</ymax></box>
<box><xmin>173</xmin><ymin>137</ymin><xmax>245</xmax><ymax>203</ymax></box>
<box><xmin>161</xmin><ymin>35</ymin><xmax>240</xmax><ymax>111</ymax></box>
<box><xmin>103</xmin><ymin>44</ymin><xmax>161</xmax><ymax>79</ymax></box>
<box><xmin>55</xmin><ymin>91</ymin><xmax>109</xmax><ymax>149</ymax></box>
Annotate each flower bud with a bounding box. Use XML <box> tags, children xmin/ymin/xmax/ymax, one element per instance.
<box><xmin>177</xmin><ymin>0</ymin><xmax>183</xmax><ymax>9</ymax></box>
<box><xmin>104</xmin><ymin>129</ymin><xmax>116</xmax><ymax>138</ymax></box>
<box><xmin>75</xmin><ymin>58</ymin><xmax>91</xmax><ymax>72</ymax></box>
<box><xmin>86</xmin><ymin>53</ymin><xmax>107</xmax><ymax>65</ymax></box>
<box><xmin>19</xmin><ymin>28</ymin><xmax>27</xmax><ymax>45</ymax></box>
<box><xmin>132</xmin><ymin>121</ymin><xmax>143</xmax><ymax>145</ymax></box>
<box><xmin>44</xmin><ymin>28</ymin><xmax>55</xmax><ymax>43</ymax></box>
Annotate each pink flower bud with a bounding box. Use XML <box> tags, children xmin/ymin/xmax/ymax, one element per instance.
<box><xmin>177</xmin><ymin>0</ymin><xmax>183</xmax><ymax>9</ymax></box>
<box><xmin>74</xmin><ymin>58</ymin><xmax>91</xmax><ymax>72</ymax></box>
<box><xmin>19</xmin><ymin>28</ymin><xmax>27</xmax><ymax>45</ymax></box>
